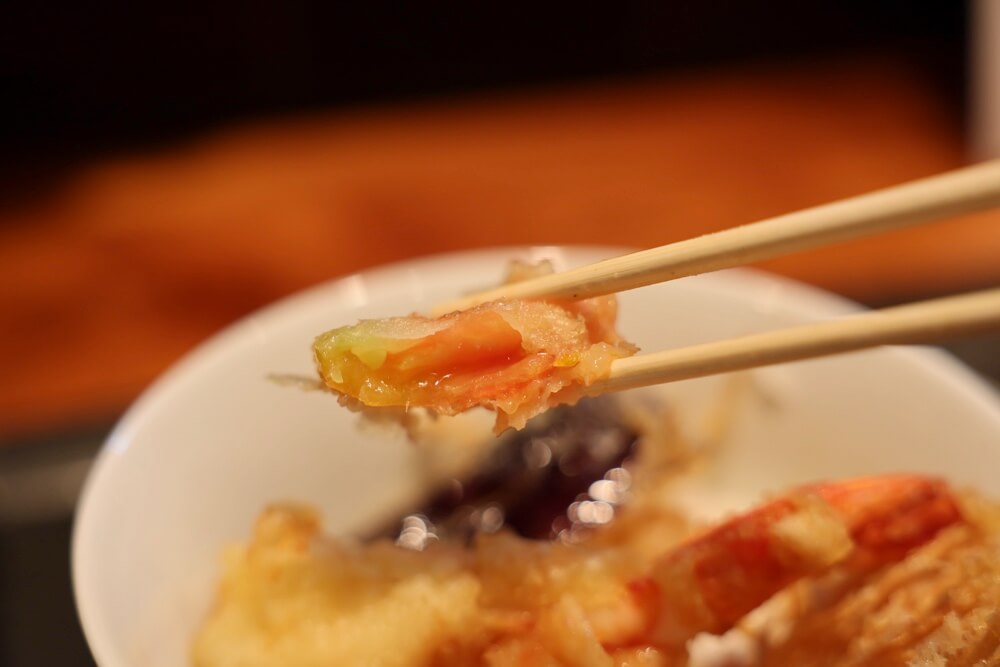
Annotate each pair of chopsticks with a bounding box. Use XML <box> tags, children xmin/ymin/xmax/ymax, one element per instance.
<box><xmin>434</xmin><ymin>160</ymin><xmax>1000</xmax><ymax>394</ymax></box>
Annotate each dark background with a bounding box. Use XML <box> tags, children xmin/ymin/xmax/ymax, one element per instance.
<box><xmin>0</xmin><ymin>2</ymin><xmax>973</xmax><ymax>666</ymax></box>
<box><xmin>1</xmin><ymin>2</ymin><xmax>966</xmax><ymax>196</ymax></box>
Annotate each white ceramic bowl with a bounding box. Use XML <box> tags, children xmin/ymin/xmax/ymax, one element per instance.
<box><xmin>73</xmin><ymin>246</ymin><xmax>1000</xmax><ymax>667</ymax></box>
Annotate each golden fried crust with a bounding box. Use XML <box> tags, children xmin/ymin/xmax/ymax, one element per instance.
<box><xmin>193</xmin><ymin>489</ymin><xmax>999</xmax><ymax>667</ymax></box>
<box><xmin>755</xmin><ymin>500</ymin><xmax>1000</xmax><ymax>666</ymax></box>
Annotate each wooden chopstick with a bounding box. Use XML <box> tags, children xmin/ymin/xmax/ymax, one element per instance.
<box><xmin>433</xmin><ymin>160</ymin><xmax>1000</xmax><ymax>315</ymax></box>
<box><xmin>587</xmin><ymin>286</ymin><xmax>1000</xmax><ymax>395</ymax></box>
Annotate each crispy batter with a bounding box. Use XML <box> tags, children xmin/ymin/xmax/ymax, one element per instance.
<box><xmin>192</xmin><ymin>501</ymin><xmax>690</xmax><ymax>667</ymax></box>
<box><xmin>192</xmin><ymin>484</ymin><xmax>998</xmax><ymax>667</ymax></box>
<box><xmin>191</xmin><ymin>505</ymin><xmax>482</xmax><ymax>667</ymax></box>
<box><xmin>752</xmin><ymin>495</ymin><xmax>1000</xmax><ymax>666</ymax></box>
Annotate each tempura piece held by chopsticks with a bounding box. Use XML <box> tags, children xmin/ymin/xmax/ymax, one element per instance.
<box><xmin>313</xmin><ymin>262</ymin><xmax>638</xmax><ymax>433</ymax></box>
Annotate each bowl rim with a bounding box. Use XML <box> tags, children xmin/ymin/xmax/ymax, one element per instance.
<box><xmin>71</xmin><ymin>245</ymin><xmax>1000</xmax><ymax>667</ymax></box>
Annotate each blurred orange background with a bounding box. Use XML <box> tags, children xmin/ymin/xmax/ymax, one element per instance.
<box><xmin>3</xmin><ymin>54</ymin><xmax>999</xmax><ymax>442</ymax></box>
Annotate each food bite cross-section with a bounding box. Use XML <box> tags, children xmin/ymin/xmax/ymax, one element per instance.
<box><xmin>314</xmin><ymin>262</ymin><xmax>638</xmax><ymax>433</ymax></box>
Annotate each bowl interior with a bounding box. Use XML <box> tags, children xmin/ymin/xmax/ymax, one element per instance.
<box><xmin>73</xmin><ymin>246</ymin><xmax>1000</xmax><ymax>667</ymax></box>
